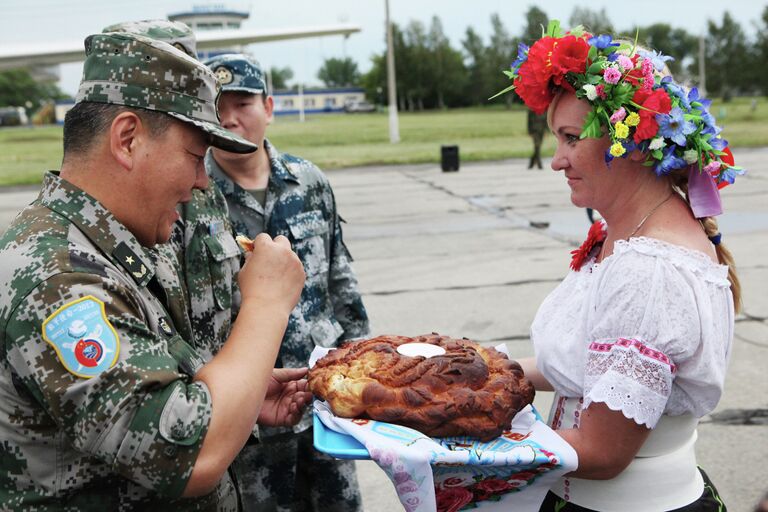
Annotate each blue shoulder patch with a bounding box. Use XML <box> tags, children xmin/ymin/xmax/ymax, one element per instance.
<box><xmin>42</xmin><ymin>295</ymin><xmax>120</xmax><ymax>379</ymax></box>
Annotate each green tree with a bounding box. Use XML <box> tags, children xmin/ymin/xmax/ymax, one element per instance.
<box><xmin>317</xmin><ymin>57</ymin><xmax>361</xmax><ymax>88</ymax></box>
<box><xmin>754</xmin><ymin>5</ymin><xmax>768</xmax><ymax>95</ymax></box>
<box><xmin>401</xmin><ymin>20</ymin><xmax>429</xmax><ymax>110</ymax></box>
<box><xmin>521</xmin><ymin>6</ymin><xmax>549</xmax><ymax>44</ymax></box>
<box><xmin>0</xmin><ymin>69</ymin><xmax>68</xmax><ymax>110</ymax></box>
<box><xmin>568</xmin><ymin>7</ymin><xmax>613</xmax><ymax>34</ymax></box>
<box><xmin>427</xmin><ymin>16</ymin><xmax>467</xmax><ymax>109</ymax></box>
<box><xmin>486</xmin><ymin>13</ymin><xmax>516</xmax><ymax>106</ymax></box>
<box><xmin>269</xmin><ymin>66</ymin><xmax>293</xmax><ymax>90</ymax></box>
<box><xmin>690</xmin><ymin>11</ymin><xmax>750</xmax><ymax>99</ymax></box>
<box><xmin>461</xmin><ymin>26</ymin><xmax>491</xmax><ymax>105</ymax></box>
<box><xmin>361</xmin><ymin>53</ymin><xmax>386</xmax><ymax>104</ymax></box>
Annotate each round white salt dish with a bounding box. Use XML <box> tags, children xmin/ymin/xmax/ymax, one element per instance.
<box><xmin>397</xmin><ymin>342</ymin><xmax>446</xmax><ymax>358</ymax></box>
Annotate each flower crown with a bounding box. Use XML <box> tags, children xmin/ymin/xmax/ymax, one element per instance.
<box><xmin>495</xmin><ymin>20</ymin><xmax>744</xmax><ymax>188</ymax></box>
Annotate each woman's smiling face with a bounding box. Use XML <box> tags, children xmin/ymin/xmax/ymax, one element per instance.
<box><xmin>548</xmin><ymin>92</ymin><xmax>628</xmax><ymax>210</ymax></box>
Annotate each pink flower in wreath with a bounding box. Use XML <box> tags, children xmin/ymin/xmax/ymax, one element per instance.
<box><xmin>616</xmin><ymin>54</ymin><xmax>634</xmax><ymax>72</ymax></box>
<box><xmin>595</xmin><ymin>84</ymin><xmax>607</xmax><ymax>99</ymax></box>
<box><xmin>610</xmin><ymin>107</ymin><xmax>627</xmax><ymax>124</ymax></box>
<box><xmin>603</xmin><ymin>67</ymin><xmax>621</xmax><ymax>84</ymax></box>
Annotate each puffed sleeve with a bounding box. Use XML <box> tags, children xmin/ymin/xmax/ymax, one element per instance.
<box><xmin>4</xmin><ymin>271</ymin><xmax>211</xmax><ymax>499</ymax></box>
<box><xmin>584</xmin><ymin>245</ymin><xmax>731</xmax><ymax>428</ymax></box>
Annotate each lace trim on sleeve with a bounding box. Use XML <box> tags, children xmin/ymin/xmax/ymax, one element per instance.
<box><xmin>584</xmin><ymin>338</ymin><xmax>675</xmax><ymax>428</ymax></box>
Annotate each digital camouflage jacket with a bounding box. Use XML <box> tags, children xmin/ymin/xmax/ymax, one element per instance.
<box><xmin>208</xmin><ymin>140</ymin><xmax>369</xmax><ymax>365</ymax></box>
<box><xmin>165</xmin><ymin>185</ymin><xmax>241</xmax><ymax>362</ymax></box>
<box><xmin>0</xmin><ymin>172</ymin><xmax>236</xmax><ymax>511</ymax></box>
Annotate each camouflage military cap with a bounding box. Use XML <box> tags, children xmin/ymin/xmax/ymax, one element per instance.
<box><xmin>76</xmin><ymin>32</ymin><xmax>257</xmax><ymax>154</ymax></box>
<box><xmin>102</xmin><ymin>19</ymin><xmax>197</xmax><ymax>58</ymax></box>
<box><xmin>204</xmin><ymin>54</ymin><xmax>267</xmax><ymax>95</ymax></box>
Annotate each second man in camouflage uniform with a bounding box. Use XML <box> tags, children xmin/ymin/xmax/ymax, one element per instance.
<box><xmin>202</xmin><ymin>54</ymin><xmax>370</xmax><ymax>511</ymax></box>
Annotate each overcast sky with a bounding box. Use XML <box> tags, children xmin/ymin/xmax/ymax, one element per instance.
<box><xmin>0</xmin><ymin>0</ymin><xmax>764</xmax><ymax>95</ymax></box>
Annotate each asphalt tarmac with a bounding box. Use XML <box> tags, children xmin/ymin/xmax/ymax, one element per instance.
<box><xmin>1</xmin><ymin>152</ymin><xmax>765</xmax><ymax>511</ymax></box>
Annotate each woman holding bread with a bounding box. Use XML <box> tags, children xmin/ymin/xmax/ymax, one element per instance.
<box><xmin>502</xmin><ymin>21</ymin><xmax>742</xmax><ymax>512</ymax></box>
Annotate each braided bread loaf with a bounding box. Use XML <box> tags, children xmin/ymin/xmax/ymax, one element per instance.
<box><xmin>308</xmin><ymin>333</ymin><xmax>534</xmax><ymax>441</ymax></box>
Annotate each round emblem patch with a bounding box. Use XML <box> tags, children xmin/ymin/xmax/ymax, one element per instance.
<box><xmin>214</xmin><ymin>66</ymin><xmax>234</xmax><ymax>85</ymax></box>
<box><xmin>75</xmin><ymin>338</ymin><xmax>105</xmax><ymax>367</ymax></box>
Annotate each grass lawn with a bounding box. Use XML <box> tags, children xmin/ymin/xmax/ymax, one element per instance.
<box><xmin>1</xmin><ymin>97</ymin><xmax>766</xmax><ymax>187</ymax></box>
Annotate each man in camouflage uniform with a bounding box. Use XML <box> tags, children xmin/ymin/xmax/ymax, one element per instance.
<box><xmin>202</xmin><ymin>54</ymin><xmax>369</xmax><ymax>511</ymax></box>
<box><xmin>103</xmin><ymin>20</ymin><xmax>242</xmax><ymax>360</ymax></box>
<box><xmin>527</xmin><ymin>109</ymin><xmax>547</xmax><ymax>170</ymax></box>
<box><xmin>0</xmin><ymin>32</ymin><xmax>309</xmax><ymax>510</ymax></box>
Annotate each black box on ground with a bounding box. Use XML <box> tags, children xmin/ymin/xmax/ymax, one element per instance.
<box><xmin>441</xmin><ymin>145</ymin><xmax>459</xmax><ymax>172</ymax></box>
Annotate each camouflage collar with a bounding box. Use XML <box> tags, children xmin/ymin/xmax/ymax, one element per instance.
<box><xmin>263</xmin><ymin>139</ymin><xmax>300</xmax><ymax>185</ymax></box>
<box><xmin>206</xmin><ymin>138</ymin><xmax>299</xmax><ymax>210</ymax></box>
<box><xmin>39</xmin><ymin>172</ymin><xmax>156</xmax><ymax>286</ymax></box>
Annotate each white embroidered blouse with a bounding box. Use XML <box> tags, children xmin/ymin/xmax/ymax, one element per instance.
<box><xmin>531</xmin><ymin>236</ymin><xmax>735</xmax><ymax>428</ymax></box>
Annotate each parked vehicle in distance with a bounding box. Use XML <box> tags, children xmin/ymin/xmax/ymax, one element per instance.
<box><xmin>0</xmin><ymin>106</ymin><xmax>28</xmax><ymax>126</ymax></box>
<box><xmin>344</xmin><ymin>100</ymin><xmax>376</xmax><ymax>113</ymax></box>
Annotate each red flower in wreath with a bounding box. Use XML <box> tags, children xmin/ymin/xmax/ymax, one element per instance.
<box><xmin>551</xmin><ymin>35</ymin><xmax>590</xmax><ymax>86</ymax></box>
<box><xmin>570</xmin><ymin>221</ymin><xmax>606</xmax><ymax>271</ymax></box>
<box><xmin>514</xmin><ymin>37</ymin><xmax>558</xmax><ymax>114</ymax></box>
<box><xmin>632</xmin><ymin>88</ymin><xmax>672</xmax><ymax>143</ymax></box>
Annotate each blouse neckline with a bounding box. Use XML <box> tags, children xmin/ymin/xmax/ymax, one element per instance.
<box><xmin>587</xmin><ymin>236</ymin><xmax>729</xmax><ymax>282</ymax></box>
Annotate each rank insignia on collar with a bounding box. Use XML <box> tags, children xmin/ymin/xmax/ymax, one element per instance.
<box><xmin>113</xmin><ymin>242</ymin><xmax>149</xmax><ymax>282</ymax></box>
<box><xmin>42</xmin><ymin>295</ymin><xmax>120</xmax><ymax>379</ymax></box>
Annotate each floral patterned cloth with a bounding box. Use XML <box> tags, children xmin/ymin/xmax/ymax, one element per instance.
<box><xmin>310</xmin><ymin>346</ymin><xmax>577</xmax><ymax>512</ymax></box>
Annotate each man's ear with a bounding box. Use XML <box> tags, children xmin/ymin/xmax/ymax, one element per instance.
<box><xmin>109</xmin><ymin>111</ymin><xmax>143</xmax><ymax>171</ymax></box>
<box><xmin>265</xmin><ymin>95</ymin><xmax>275</xmax><ymax>125</ymax></box>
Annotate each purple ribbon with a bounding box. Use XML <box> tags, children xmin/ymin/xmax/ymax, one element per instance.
<box><xmin>688</xmin><ymin>165</ymin><xmax>722</xmax><ymax>218</ymax></box>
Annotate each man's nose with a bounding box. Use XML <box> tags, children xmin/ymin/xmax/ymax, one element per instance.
<box><xmin>194</xmin><ymin>163</ymin><xmax>209</xmax><ymax>190</ymax></box>
<box><xmin>218</xmin><ymin>107</ymin><xmax>236</xmax><ymax>130</ymax></box>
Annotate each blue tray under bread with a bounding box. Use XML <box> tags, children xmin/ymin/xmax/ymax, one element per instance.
<box><xmin>313</xmin><ymin>413</ymin><xmax>369</xmax><ymax>459</ymax></box>
<box><xmin>313</xmin><ymin>405</ymin><xmax>543</xmax><ymax>460</ymax></box>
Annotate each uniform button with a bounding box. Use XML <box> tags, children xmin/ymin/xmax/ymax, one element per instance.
<box><xmin>163</xmin><ymin>445</ymin><xmax>178</xmax><ymax>458</ymax></box>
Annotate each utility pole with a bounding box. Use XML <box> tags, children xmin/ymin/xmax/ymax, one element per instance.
<box><xmin>385</xmin><ymin>0</ymin><xmax>400</xmax><ymax>143</ymax></box>
<box><xmin>698</xmin><ymin>35</ymin><xmax>707</xmax><ymax>98</ymax></box>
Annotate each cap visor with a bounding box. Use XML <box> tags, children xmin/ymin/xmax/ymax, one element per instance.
<box><xmin>221</xmin><ymin>86</ymin><xmax>265</xmax><ymax>95</ymax></box>
<box><xmin>167</xmin><ymin>112</ymin><xmax>257</xmax><ymax>154</ymax></box>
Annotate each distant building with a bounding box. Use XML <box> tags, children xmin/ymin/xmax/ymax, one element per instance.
<box><xmin>168</xmin><ymin>5</ymin><xmax>249</xmax><ymax>60</ymax></box>
<box><xmin>168</xmin><ymin>5</ymin><xmax>248</xmax><ymax>31</ymax></box>
<box><xmin>52</xmin><ymin>6</ymin><xmax>367</xmax><ymax>123</ymax></box>
<box><xmin>273</xmin><ymin>87</ymin><xmax>366</xmax><ymax>116</ymax></box>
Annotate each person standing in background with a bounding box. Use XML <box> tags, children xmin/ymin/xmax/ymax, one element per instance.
<box><xmin>203</xmin><ymin>53</ymin><xmax>369</xmax><ymax>511</ymax></box>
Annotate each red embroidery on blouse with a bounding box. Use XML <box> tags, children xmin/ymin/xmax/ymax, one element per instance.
<box><xmin>588</xmin><ymin>338</ymin><xmax>677</xmax><ymax>372</ymax></box>
<box><xmin>570</xmin><ymin>221</ymin><xmax>606</xmax><ymax>271</ymax></box>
